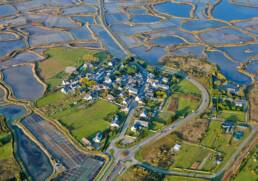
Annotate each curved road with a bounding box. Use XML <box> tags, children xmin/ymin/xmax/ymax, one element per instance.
<box><xmin>101</xmin><ymin>76</ymin><xmax>210</xmax><ymax>181</ymax></box>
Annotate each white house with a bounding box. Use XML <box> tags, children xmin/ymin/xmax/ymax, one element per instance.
<box><xmin>128</xmin><ymin>87</ymin><xmax>138</xmax><ymax>95</ymax></box>
<box><xmin>140</xmin><ymin>111</ymin><xmax>147</xmax><ymax>119</ymax></box>
<box><xmin>83</xmin><ymin>94</ymin><xmax>93</xmax><ymax>101</ymax></box>
<box><xmin>172</xmin><ymin>144</ymin><xmax>181</xmax><ymax>152</ymax></box>
<box><xmin>104</xmin><ymin>76</ymin><xmax>112</xmax><ymax>84</ymax></box>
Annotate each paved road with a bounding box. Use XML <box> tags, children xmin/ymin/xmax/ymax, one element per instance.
<box><xmin>101</xmin><ymin>75</ymin><xmax>210</xmax><ymax>181</ymax></box>
<box><xmin>96</xmin><ymin>1</ymin><xmax>257</xmax><ymax>180</ymax></box>
<box><xmin>98</xmin><ymin>0</ymin><xmax>132</xmax><ymax>57</ymax></box>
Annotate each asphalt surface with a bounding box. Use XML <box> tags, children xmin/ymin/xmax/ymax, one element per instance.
<box><xmin>102</xmin><ymin>76</ymin><xmax>210</xmax><ymax>181</ymax></box>
<box><xmin>97</xmin><ymin>1</ymin><xmax>257</xmax><ymax>180</ymax></box>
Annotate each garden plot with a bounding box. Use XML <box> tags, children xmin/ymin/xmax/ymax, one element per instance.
<box><xmin>199</xmin><ymin>27</ymin><xmax>253</xmax><ymax>45</ymax></box>
<box><xmin>2</xmin><ymin>65</ymin><xmax>45</xmax><ymax>101</ymax></box>
<box><xmin>218</xmin><ymin>44</ymin><xmax>258</xmax><ymax>63</ymax></box>
<box><xmin>207</xmin><ymin>51</ymin><xmax>252</xmax><ymax>85</ymax></box>
<box><xmin>0</xmin><ymin>4</ymin><xmax>17</xmax><ymax>17</ymax></box>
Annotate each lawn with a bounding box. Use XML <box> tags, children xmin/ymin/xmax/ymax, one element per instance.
<box><xmin>201</xmin><ymin>120</ymin><xmax>231</xmax><ymax>149</ymax></box>
<box><xmin>176</xmin><ymin>79</ymin><xmax>201</xmax><ymax>96</ymax></box>
<box><xmin>164</xmin><ymin>176</ymin><xmax>207</xmax><ymax>181</ymax></box>
<box><xmin>36</xmin><ymin>91</ymin><xmax>68</xmax><ymax>107</ymax></box>
<box><xmin>0</xmin><ymin>133</ymin><xmax>12</xmax><ymax>160</ymax></box>
<box><xmin>159</xmin><ymin>93</ymin><xmax>200</xmax><ymax>122</ymax></box>
<box><xmin>173</xmin><ymin>143</ymin><xmax>213</xmax><ymax>169</ymax></box>
<box><xmin>234</xmin><ymin>144</ymin><xmax>258</xmax><ymax>181</ymax></box>
<box><xmin>53</xmin><ymin>99</ymin><xmax>118</xmax><ymax>141</ymax></box>
<box><xmin>158</xmin><ymin>96</ymin><xmax>177</xmax><ymax>123</ymax></box>
<box><xmin>219</xmin><ymin>110</ymin><xmax>246</xmax><ymax>122</ymax></box>
<box><xmin>39</xmin><ymin>47</ymin><xmax>110</xmax><ymax>89</ymax></box>
<box><xmin>135</xmin><ymin>133</ymin><xmax>178</xmax><ymax>164</ymax></box>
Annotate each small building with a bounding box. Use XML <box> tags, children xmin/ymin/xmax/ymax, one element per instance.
<box><xmin>158</xmin><ymin>84</ymin><xmax>169</xmax><ymax>91</ymax></box>
<box><xmin>61</xmin><ymin>86</ymin><xmax>72</xmax><ymax>94</ymax></box>
<box><xmin>107</xmin><ymin>94</ymin><xmax>114</xmax><ymax>101</ymax></box>
<box><xmin>135</xmin><ymin>96</ymin><xmax>143</xmax><ymax>104</ymax></box>
<box><xmin>104</xmin><ymin>76</ymin><xmax>112</xmax><ymax>84</ymax></box>
<box><xmin>110</xmin><ymin>116</ymin><xmax>120</xmax><ymax>128</ymax></box>
<box><xmin>172</xmin><ymin>143</ymin><xmax>181</xmax><ymax>152</ymax></box>
<box><xmin>131</xmin><ymin>122</ymin><xmax>142</xmax><ymax>132</ymax></box>
<box><xmin>83</xmin><ymin>94</ymin><xmax>93</xmax><ymax>101</ymax></box>
<box><xmin>222</xmin><ymin>120</ymin><xmax>234</xmax><ymax>133</ymax></box>
<box><xmin>234</xmin><ymin>131</ymin><xmax>244</xmax><ymax>140</ymax></box>
<box><xmin>93</xmin><ymin>132</ymin><xmax>103</xmax><ymax>143</ymax></box>
<box><xmin>140</xmin><ymin>111</ymin><xmax>148</xmax><ymax>119</ymax></box>
<box><xmin>81</xmin><ymin>137</ymin><xmax>91</xmax><ymax>146</ymax></box>
<box><xmin>135</xmin><ymin>120</ymin><xmax>149</xmax><ymax>128</ymax></box>
<box><xmin>128</xmin><ymin>87</ymin><xmax>138</xmax><ymax>95</ymax></box>
<box><xmin>162</xmin><ymin>77</ymin><xmax>169</xmax><ymax>84</ymax></box>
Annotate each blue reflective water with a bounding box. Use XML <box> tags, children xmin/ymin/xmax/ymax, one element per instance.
<box><xmin>0</xmin><ymin>105</ymin><xmax>53</xmax><ymax>181</ymax></box>
<box><xmin>154</xmin><ymin>2</ymin><xmax>191</xmax><ymax>18</ymax></box>
<box><xmin>131</xmin><ymin>15</ymin><xmax>161</xmax><ymax>23</ymax></box>
<box><xmin>182</xmin><ymin>20</ymin><xmax>227</xmax><ymax>31</ymax></box>
<box><xmin>207</xmin><ymin>51</ymin><xmax>252</xmax><ymax>85</ymax></box>
<box><xmin>213</xmin><ymin>0</ymin><xmax>258</xmax><ymax>21</ymax></box>
<box><xmin>151</xmin><ymin>36</ymin><xmax>184</xmax><ymax>46</ymax></box>
<box><xmin>3</xmin><ymin>65</ymin><xmax>45</xmax><ymax>101</ymax></box>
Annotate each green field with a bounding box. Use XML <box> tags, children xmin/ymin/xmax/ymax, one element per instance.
<box><xmin>36</xmin><ymin>91</ymin><xmax>68</xmax><ymax>107</ymax></box>
<box><xmin>201</xmin><ymin>120</ymin><xmax>231</xmax><ymax>149</ymax></box>
<box><xmin>219</xmin><ymin>110</ymin><xmax>246</xmax><ymax>122</ymax></box>
<box><xmin>0</xmin><ymin>132</ymin><xmax>12</xmax><ymax>160</ymax></box>
<box><xmin>53</xmin><ymin>99</ymin><xmax>118</xmax><ymax>141</ymax></box>
<box><xmin>39</xmin><ymin>47</ymin><xmax>110</xmax><ymax>89</ymax></box>
<box><xmin>176</xmin><ymin>80</ymin><xmax>201</xmax><ymax>96</ymax></box>
<box><xmin>173</xmin><ymin>143</ymin><xmax>213</xmax><ymax>169</ymax></box>
<box><xmin>234</xmin><ymin>145</ymin><xmax>258</xmax><ymax>181</ymax></box>
<box><xmin>164</xmin><ymin>175</ymin><xmax>207</xmax><ymax>181</ymax></box>
<box><xmin>0</xmin><ymin>121</ymin><xmax>21</xmax><ymax>181</ymax></box>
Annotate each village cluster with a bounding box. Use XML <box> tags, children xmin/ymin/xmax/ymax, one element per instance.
<box><xmin>60</xmin><ymin>58</ymin><xmax>173</xmax><ymax>144</ymax></box>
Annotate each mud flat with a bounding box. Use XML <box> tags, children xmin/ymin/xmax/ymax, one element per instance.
<box><xmin>2</xmin><ymin>65</ymin><xmax>45</xmax><ymax>101</ymax></box>
<box><xmin>0</xmin><ymin>105</ymin><xmax>53</xmax><ymax>181</ymax></box>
